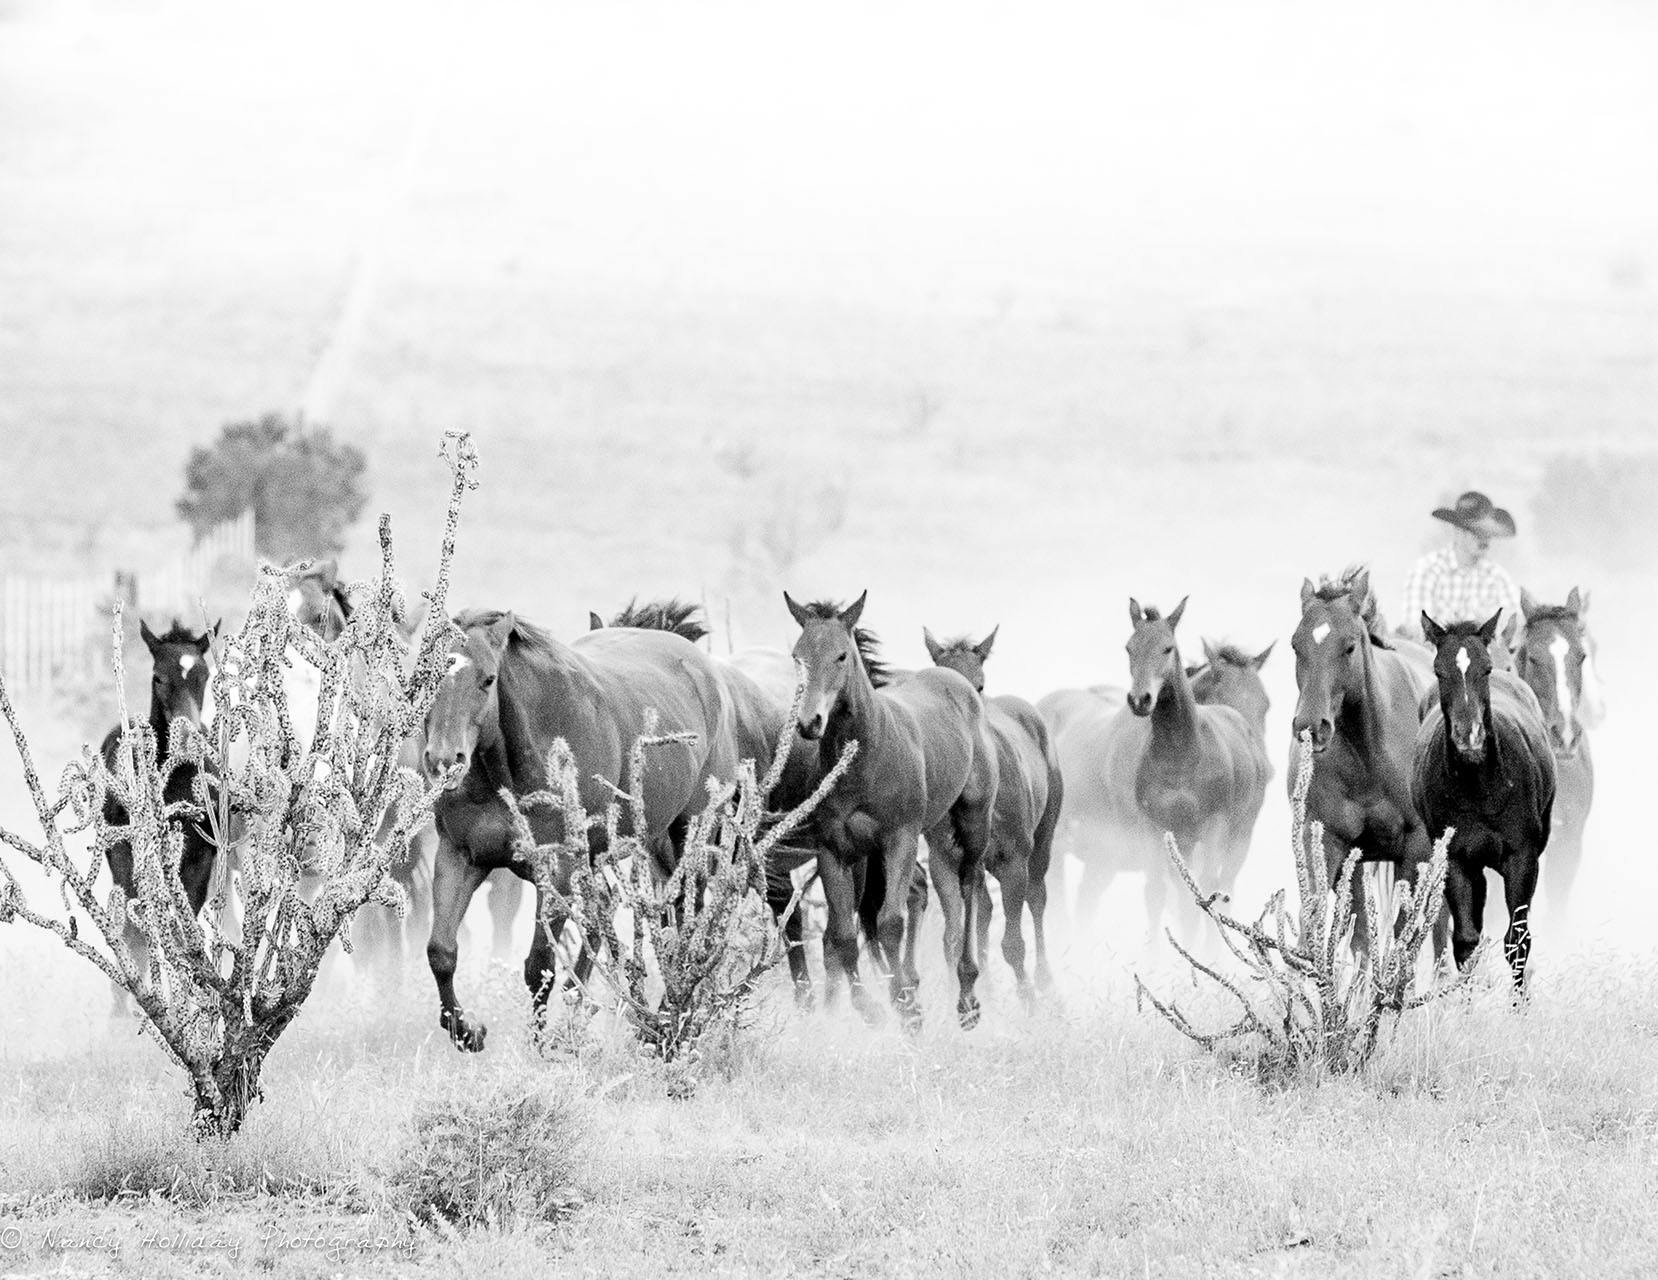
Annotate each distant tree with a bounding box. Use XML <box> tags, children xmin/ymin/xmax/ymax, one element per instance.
<box><xmin>177</xmin><ymin>414</ymin><xmax>368</xmax><ymax>563</ymax></box>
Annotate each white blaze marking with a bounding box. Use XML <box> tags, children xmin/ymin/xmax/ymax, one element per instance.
<box><xmin>1311</xmin><ymin>623</ymin><xmax>1330</xmax><ymax>645</ymax></box>
<box><xmin>1455</xmin><ymin>646</ymin><xmax>1470</xmax><ymax>677</ymax></box>
<box><xmin>447</xmin><ymin>653</ymin><xmax>471</xmax><ymax>675</ymax></box>
<box><xmin>178</xmin><ymin>653</ymin><xmax>197</xmax><ymax>673</ymax></box>
<box><xmin>1548</xmin><ymin>633</ymin><xmax>1574</xmax><ymax>727</ymax></box>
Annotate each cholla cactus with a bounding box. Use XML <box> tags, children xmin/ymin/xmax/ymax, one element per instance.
<box><xmin>502</xmin><ymin>684</ymin><xmax>856</xmax><ymax>1070</ymax></box>
<box><xmin>0</xmin><ymin>431</ymin><xmax>479</xmax><ymax>1135</ymax></box>
<box><xmin>1135</xmin><ymin>731</ymin><xmax>1480</xmax><ymax>1079</ymax></box>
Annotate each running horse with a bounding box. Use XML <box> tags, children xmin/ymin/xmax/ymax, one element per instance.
<box><xmin>785</xmin><ymin>592</ymin><xmax>998</xmax><ymax>1030</ymax></box>
<box><xmin>421</xmin><ymin>609</ymin><xmax>780</xmax><ymax>1051</ymax></box>
<box><xmin>100</xmin><ymin>618</ymin><xmax>219</xmax><ymax>1000</ymax></box>
<box><xmin>1413</xmin><ymin>613</ymin><xmax>1556</xmax><ymax>991</ymax></box>
<box><xmin>1513</xmin><ymin>588</ymin><xmax>1596</xmax><ymax>925</ymax></box>
<box><xmin>1291</xmin><ymin>567</ymin><xmax>1444</xmax><ymax>962</ymax></box>
<box><xmin>923</xmin><ymin>625</ymin><xmax>1064</xmax><ymax>999</ymax></box>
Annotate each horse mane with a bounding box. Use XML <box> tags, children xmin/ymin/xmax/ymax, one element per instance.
<box><xmin>933</xmin><ymin>634</ymin><xmax>980</xmax><ymax>656</ymax></box>
<box><xmin>149</xmin><ymin>618</ymin><xmax>208</xmax><ymax>646</ymax></box>
<box><xmin>1524</xmin><ymin>603</ymin><xmax>1581</xmax><ymax>625</ymax></box>
<box><xmin>452</xmin><ymin>608</ymin><xmax>564</xmax><ymax>667</ymax></box>
<box><xmin>1137</xmin><ymin>605</ymin><xmax>1165</xmax><ymax>622</ymax></box>
<box><xmin>799</xmin><ymin>598</ymin><xmax>891</xmax><ymax>688</ymax></box>
<box><xmin>1311</xmin><ymin>565</ymin><xmax>1395</xmax><ymax>648</ymax></box>
<box><xmin>1202</xmin><ymin>642</ymin><xmax>1256</xmax><ymax>668</ymax></box>
<box><xmin>607</xmin><ymin>596</ymin><xmax>709</xmax><ymax>644</ymax></box>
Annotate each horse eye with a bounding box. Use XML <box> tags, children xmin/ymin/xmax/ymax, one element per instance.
<box><xmin>836</xmin><ymin>653</ymin><xmax>847</xmax><ymax>664</ymax></box>
<box><xmin>480</xmin><ymin>674</ymin><xmax>496</xmax><ymax>689</ymax></box>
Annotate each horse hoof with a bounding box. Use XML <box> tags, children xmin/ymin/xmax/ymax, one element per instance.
<box><xmin>958</xmin><ymin>999</ymin><xmax>982</xmax><ymax>1031</ymax></box>
<box><xmin>440</xmin><ymin>1010</ymin><xmax>488</xmax><ymax>1053</ymax></box>
<box><xmin>793</xmin><ymin>983</ymin><xmax>817</xmax><ymax>1014</ymax></box>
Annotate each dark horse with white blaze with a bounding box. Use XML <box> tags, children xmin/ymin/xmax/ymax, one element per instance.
<box><xmin>786</xmin><ymin>592</ymin><xmax>998</xmax><ymax>1030</ymax></box>
<box><xmin>1413</xmin><ymin>613</ymin><xmax>1556</xmax><ymax>991</ymax></box>
<box><xmin>100</xmin><ymin>619</ymin><xmax>219</xmax><ymax>992</ymax></box>
<box><xmin>1291</xmin><ymin>569</ymin><xmax>1445</xmax><ymax>962</ymax></box>
<box><xmin>923</xmin><ymin>626</ymin><xmax>1064</xmax><ymax>998</ymax></box>
<box><xmin>1513</xmin><ymin>589</ymin><xmax>1596</xmax><ymax>926</ymax></box>
<box><xmin>421</xmin><ymin>609</ymin><xmax>781</xmax><ymax>1051</ymax></box>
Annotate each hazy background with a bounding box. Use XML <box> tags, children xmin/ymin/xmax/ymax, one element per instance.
<box><xmin>1</xmin><ymin>0</ymin><xmax>1654</xmax><ymax>1050</ymax></box>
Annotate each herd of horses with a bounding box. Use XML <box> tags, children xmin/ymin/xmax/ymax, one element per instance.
<box><xmin>97</xmin><ymin>560</ymin><xmax>1602</xmax><ymax>1047</ymax></box>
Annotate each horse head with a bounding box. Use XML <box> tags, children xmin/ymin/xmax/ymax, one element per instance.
<box><xmin>1190</xmin><ymin>638</ymin><xmax>1273</xmax><ymax>738</ymax></box>
<box><xmin>785</xmin><ymin>590</ymin><xmax>870</xmax><ymax>740</ymax></box>
<box><xmin>1124</xmin><ymin>596</ymin><xmax>1187</xmax><ymax>717</ymax></box>
<box><xmin>288</xmin><ymin>559</ymin><xmax>352</xmax><ymax>641</ymax></box>
<box><xmin>1424</xmin><ymin>611</ymin><xmax>1501</xmax><ymax>762</ymax></box>
<box><xmin>423</xmin><ymin>611</ymin><xmax>515</xmax><ymax>780</ymax></box>
<box><xmin>1517</xmin><ymin>587</ymin><xmax>1590</xmax><ymax>757</ymax></box>
<box><xmin>141</xmin><ymin>617</ymin><xmax>218</xmax><ymax>732</ymax></box>
<box><xmin>1291</xmin><ymin>570</ymin><xmax>1377</xmax><ymax>752</ymax></box>
<box><xmin>923</xmin><ymin>625</ymin><xmax>998</xmax><ymax>693</ymax></box>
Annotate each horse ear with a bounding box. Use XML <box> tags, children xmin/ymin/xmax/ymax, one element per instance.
<box><xmin>1566</xmin><ymin>586</ymin><xmax>1582</xmax><ymax>614</ymax></box>
<box><xmin>1577</xmin><ymin>587</ymin><xmax>1590</xmax><ymax>616</ymax></box>
<box><xmin>1299</xmin><ymin>579</ymin><xmax>1317</xmax><ymax>608</ymax></box>
<box><xmin>1252</xmin><ymin>639</ymin><xmax>1276</xmax><ymax>670</ymax></box>
<box><xmin>923</xmin><ymin>628</ymin><xmax>945</xmax><ymax>663</ymax></box>
<box><xmin>1167</xmin><ymin>596</ymin><xmax>1189</xmax><ymax>628</ymax></box>
<box><xmin>314</xmin><ymin>557</ymin><xmax>339</xmax><ymax>587</ymax></box>
<box><xmin>974</xmin><ymin>625</ymin><xmax>998</xmax><ymax>662</ymax></box>
<box><xmin>1501</xmin><ymin>614</ymin><xmax>1519</xmax><ymax>647</ymax></box>
<box><xmin>840</xmin><ymin>591</ymin><xmax>867</xmax><ymax>628</ymax></box>
<box><xmin>1421</xmin><ymin>612</ymin><xmax>1446</xmax><ymax>646</ymax></box>
<box><xmin>1476</xmin><ymin>611</ymin><xmax>1502</xmax><ymax>645</ymax></box>
<box><xmin>588</xmin><ymin>611</ymin><xmax>604</xmax><ymax>631</ymax></box>
<box><xmin>783</xmin><ymin>592</ymin><xmax>810</xmax><ymax>628</ymax></box>
<box><xmin>1201</xmin><ymin>637</ymin><xmax>1221</xmax><ymax>667</ymax></box>
<box><xmin>1520</xmin><ymin>588</ymin><xmax>1538</xmax><ymax>620</ymax></box>
<box><xmin>1348</xmin><ymin>568</ymin><xmax>1371</xmax><ymax>606</ymax></box>
<box><xmin>1129</xmin><ymin>598</ymin><xmax>1144</xmax><ymax>627</ymax></box>
<box><xmin>196</xmin><ymin>621</ymin><xmax>220</xmax><ymax>653</ymax></box>
<box><xmin>140</xmin><ymin>619</ymin><xmax>160</xmax><ymax>650</ymax></box>
<box><xmin>485</xmin><ymin>611</ymin><xmax>517</xmax><ymax>649</ymax></box>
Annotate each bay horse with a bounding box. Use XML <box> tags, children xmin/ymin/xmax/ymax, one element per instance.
<box><xmin>1514</xmin><ymin>589</ymin><xmax>1596</xmax><ymax>925</ymax></box>
<box><xmin>1292</xmin><ymin>567</ymin><xmax>1444</xmax><ymax>963</ymax></box>
<box><xmin>1413</xmin><ymin>613</ymin><xmax>1556</xmax><ymax>991</ymax></box>
<box><xmin>785</xmin><ymin>592</ymin><xmax>997</xmax><ymax>1030</ymax></box>
<box><xmin>922</xmin><ymin>626</ymin><xmax>1063</xmax><ymax>999</ymax></box>
<box><xmin>1039</xmin><ymin>616</ymin><xmax>1272</xmax><ymax>945</ymax></box>
<box><xmin>422</xmin><ymin>609</ymin><xmax>780</xmax><ymax>1050</ymax></box>
<box><xmin>100</xmin><ymin>619</ymin><xmax>219</xmax><ymax>998</ymax></box>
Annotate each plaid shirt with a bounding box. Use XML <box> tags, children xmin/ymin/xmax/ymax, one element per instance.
<box><xmin>1401</xmin><ymin>546</ymin><xmax>1522</xmax><ymax>634</ymax></box>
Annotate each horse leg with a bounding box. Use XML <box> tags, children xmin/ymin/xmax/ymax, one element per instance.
<box><xmin>903</xmin><ymin>859</ymin><xmax>928</xmax><ymax>995</ymax></box>
<box><xmin>1498</xmin><ymin>851</ymin><xmax>1541</xmax><ymax>999</ymax></box>
<box><xmin>995</xmin><ymin>853</ymin><xmax>1035</xmax><ymax>1007</ymax></box>
<box><xmin>767</xmin><ymin>858</ymin><xmax>814</xmax><ymax>1010</ymax></box>
<box><xmin>428</xmin><ymin>840</ymin><xmax>490</xmax><ymax>1051</ymax></box>
<box><xmin>947</xmin><ymin>794</ymin><xmax>993</xmax><ymax>1029</ymax></box>
<box><xmin>1443</xmin><ymin>856</ymin><xmax>1486</xmax><ymax>976</ymax></box>
<box><xmin>876</xmin><ymin>826</ymin><xmax>926</xmax><ymax>1031</ymax></box>
<box><xmin>487</xmin><ymin>871</ymin><xmax>524</xmax><ymax>960</ymax></box>
<box><xmin>818</xmin><ymin>852</ymin><xmax>879</xmax><ymax>1024</ymax></box>
<box><xmin>1028</xmin><ymin>776</ymin><xmax>1062</xmax><ymax>992</ymax></box>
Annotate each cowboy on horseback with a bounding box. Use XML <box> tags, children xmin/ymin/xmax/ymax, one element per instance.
<box><xmin>1398</xmin><ymin>490</ymin><xmax>1523</xmax><ymax>642</ymax></box>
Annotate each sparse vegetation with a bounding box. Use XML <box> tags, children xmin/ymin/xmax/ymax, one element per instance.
<box><xmin>1135</xmin><ymin>733</ymin><xmax>1477</xmax><ymax>1082</ymax></box>
<box><xmin>0</xmin><ymin>433</ymin><xmax>476</xmax><ymax>1136</ymax></box>
<box><xmin>503</xmin><ymin>702</ymin><xmax>856</xmax><ymax>1075</ymax></box>
<box><xmin>396</xmin><ymin>1069</ymin><xmax>585</xmax><ymax>1229</ymax></box>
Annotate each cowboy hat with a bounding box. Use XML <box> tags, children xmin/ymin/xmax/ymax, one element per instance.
<box><xmin>1432</xmin><ymin>490</ymin><xmax>1516</xmax><ymax>539</ymax></box>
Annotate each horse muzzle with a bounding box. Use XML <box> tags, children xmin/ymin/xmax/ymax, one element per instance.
<box><xmin>1126</xmin><ymin>692</ymin><xmax>1153</xmax><ymax>717</ymax></box>
<box><xmin>796</xmin><ymin>715</ymin><xmax>826</xmax><ymax>741</ymax></box>
<box><xmin>423</xmin><ymin>748</ymin><xmax>469</xmax><ymax>781</ymax></box>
